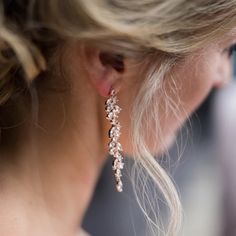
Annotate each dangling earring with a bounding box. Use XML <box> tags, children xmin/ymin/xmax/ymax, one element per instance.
<box><xmin>105</xmin><ymin>88</ymin><xmax>124</xmax><ymax>192</ymax></box>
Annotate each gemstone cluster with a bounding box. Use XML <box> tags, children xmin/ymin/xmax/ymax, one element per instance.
<box><xmin>105</xmin><ymin>89</ymin><xmax>124</xmax><ymax>192</ymax></box>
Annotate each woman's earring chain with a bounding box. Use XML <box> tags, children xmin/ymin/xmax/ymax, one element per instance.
<box><xmin>105</xmin><ymin>89</ymin><xmax>124</xmax><ymax>192</ymax></box>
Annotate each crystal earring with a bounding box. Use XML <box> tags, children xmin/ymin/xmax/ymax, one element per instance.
<box><xmin>105</xmin><ymin>88</ymin><xmax>124</xmax><ymax>192</ymax></box>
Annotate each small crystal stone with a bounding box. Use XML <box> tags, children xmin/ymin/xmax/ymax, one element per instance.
<box><xmin>116</xmin><ymin>182</ymin><xmax>123</xmax><ymax>192</ymax></box>
<box><xmin>114</xmin><ymin>169</ymin><xmax>122</xmax><ymax>180</ymax></box>
<box><xmin>108</xmin><ymin>141</ymin><xmax>122</xmax><ymax>151</ymax></box>
<box><xmin>105</xmin><ymin>96</ymin><xmax>118</xmax><ymax>106</ymax></box>
<box><xmin>109</xmin><ymin>141</ymin><xmax>116</xmax><ymax>148</ymax></box>
<box><xmin>109</xmin><ymin>126</ymin><xmax>121</xmax><ymax>138</ymax></box>
<box><xmin>112</xmin><ymin>159</ymin><xmax>124</xmax><ymax>170</ymax></box>
<box><xmin>119</xmin><ymin>162</ymin><xmax>124</xmax><ymax>169</ymax></box>
<box><xmin>112</xmin><ymin>161</ymin><xmax>116</xmax><ymax>171</ymax></box>
<box><xmin>109</xmin><ymin>135</ymin><xmax>119</xmax><ymax>142</ymax></box>
<box><xmin>111</xmin><ymin>122</ymin><xmax>121</xmax><ymax>130</ymax></box>
<box><xmin>117</xmin><ymin>142</ymin><xmax>123</xmax><ymax>151</ymax></box>
<box><xmin>109</xmin><ymin>147</ymin><xmax>117</xmax><ymax>156</ymax></box>
<box><xmin>106</xmin><ymin>112</ymin><xmax>118</xmax><ymax>121</ymax></box>
<box><xmin>105</xmin><ymin>105</ymin><xmax>113</xmax><ymax>113</ymax></box>
<box><xmin>105</xmin><ymin>98</ymin><xmax>113</xmax><ymax>106</ymax></box>
<box><xmin>113</xmin><ymin>105</ymin><xmax>122</xmax><ymax>114</ymax></box>
<box><xmin>107</xmin><ymin>112</ymin><xmax>113</xmax><ymax>119</ymax></box>
<box><xmin>114</xmin><ymin>152</ymin><xmax>123</xmax><ymax>159</ymax></box>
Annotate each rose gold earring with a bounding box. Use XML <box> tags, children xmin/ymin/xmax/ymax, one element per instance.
<box><xmin>105</xmin><ymin>88</ymin><xmax>124</xmax><ymax>192</ymax></box>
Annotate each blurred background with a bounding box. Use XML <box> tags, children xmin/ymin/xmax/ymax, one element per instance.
<box><xmin>82</xmin><ymin>52</ymin><xmax>236</xmax><ymax>236</ymax></box>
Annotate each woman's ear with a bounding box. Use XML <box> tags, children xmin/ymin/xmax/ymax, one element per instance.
<box><xmin>80</xmin><ymin>44</ymin><xmax>124</xmax><ymax>97</ymax></box>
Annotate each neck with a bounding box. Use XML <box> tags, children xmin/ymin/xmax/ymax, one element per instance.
<box><xmin>0</xmin><ymin>71</ymin><xmax>109</xmax><ymax>235</ymax></box>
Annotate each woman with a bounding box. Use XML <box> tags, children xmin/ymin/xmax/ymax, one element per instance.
<box><xmin>0</xmin><ymin>0</ymin><xmax>236</xmax><ymax>235</ymax></box>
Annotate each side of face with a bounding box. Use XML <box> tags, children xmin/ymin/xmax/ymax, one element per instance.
<box><xmin>119</xmin><ymin>38</ymin><xmax>235</xmax><ymax>156</ymax></box>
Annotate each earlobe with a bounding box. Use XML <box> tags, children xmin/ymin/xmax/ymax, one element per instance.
<box><xmin>80</xmin><ymin>44</ymin><xmax>124</xmax><ymax>97</ymax></box>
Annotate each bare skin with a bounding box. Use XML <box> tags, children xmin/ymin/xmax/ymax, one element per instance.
<box><xmin>0</xmin><ymin>31</ymin><xmax>235</xmax><ymax>235</ymax></box>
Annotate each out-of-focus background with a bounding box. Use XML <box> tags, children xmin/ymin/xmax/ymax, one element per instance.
<box><xmin>82</xmin><ymin>53</ymin><xmax>236</xmax><ymax>236</ymax></box>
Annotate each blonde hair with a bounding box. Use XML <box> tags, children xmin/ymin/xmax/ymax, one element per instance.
<box><xmin>1</xmin><ymin>0</ymin><xmax>236</xmax><ymax>235</ymax></box>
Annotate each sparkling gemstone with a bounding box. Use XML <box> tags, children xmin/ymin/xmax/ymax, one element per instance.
<box><xmin>109</xmin><ymin>141</ymin><xmax>116</xmax><ymax>148</ymax></box>
<box><xmin>107</xmin><ymin>112</ymin><xmax>113</xmax><ymax>119</ymax></box>
<box><xmin>116</xmin><ymin>123</ymin><xmax>121</xmax><ymax>130</ymax></box>
<box><xmin>105</xmin><ymin>105</ymin><xmax>113</xmax><ymax>113</ymax></box>
<box><xmin>105</xmin><ymin>97</ymin><xmax>118</xmax><ymax>106</ymax></box>
<box><xmin>112</xmin><ymin>159</ymin><xmax>124</xmax><ymax>170</ymax></box>
<box><xmin>105</xmin><ymin>98</ymin><xmax>114</xmax><ymax>106</ymax></box>
<box><xmin>117</xmin><ymin>142</ymin><xmax>123</xmax><ymax>151</ymax></box>
<box><xmin>115</xmin><ymin>173</ymin><xmax>122</xmax><ymax>180</ymax></box>
<box><xmin>111</xmin><ymin>120</ymin><xmax>118</xmax><ymax>125</ymax></box>
<box><xmin>109</xmin><ymin>135</ymin><xmax>120</xmax><ymax>142</ymax></box>
<box><xmin>109</xmin><ymin>141</ymin><xmax>122</xmax><ymax>149</ymax></box>
<box><xmin>110</xmin><ymin>90</ymin><xmax>116</xmax><ymax>96</ymax></box>
<box><xmin>119</xmin><ymin>162</ymin><xmax>124</xmax><ymax>169</ymax></box>
<box><xmin>110</xmin><ymin>136</ymin><xmax>118</xmax><ymax>142</ymax></box>
<box><xmin>112</xmin><ymin>163</ymin><xmax>117</xmax><ymax>171</ymax></box>
<box><xmin>113</xmin><ymin>105</ymin><xmax>122</xmax><ymax>113</ymax></box>
<box><xmin>109</xmin><ymin>126</ymin><xmax>121</xmax><ymax>138</ymax></box>
<box><xmin>114</xmin><ymin>152</ymin><xmax>123</xmax><ymax>159</ymax></box>
<box><xmin>115</xmin><ymin>169</ymin><xmax>122</xmax><ymax>180</ymax></box>
<box><xmin>109</xmin><ymin>148</ymin><xmax>117</xmax><ymax>156</ymax></box>
<box><xmin>111</xmin><ymin>122</ymin><xmax>121</xmax><ymax>129</ymax></box>
<box><xmin>106</xmin><ymin>112</ymin><xmax>118</xmax><ymax>121</ymax></box>
<box><xmin>116</xmin><ymin>182</ymin><xmax>123</xmax><ymax>192</ymax></box>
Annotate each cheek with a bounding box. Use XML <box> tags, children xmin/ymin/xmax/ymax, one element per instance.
<box><xmin>119</xmin><ymin>50</ymin><xmax>225</xmax><ymax>156</ymax></box>
<box><xmin>176</xmin><ymin>57</ymin><xmax>216</xmax><ymax>113</ymax></box>
<box><xmin>158</xmin><ymin>54</ymin><xmax>219</xmax><ymax>147</ymax></box>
